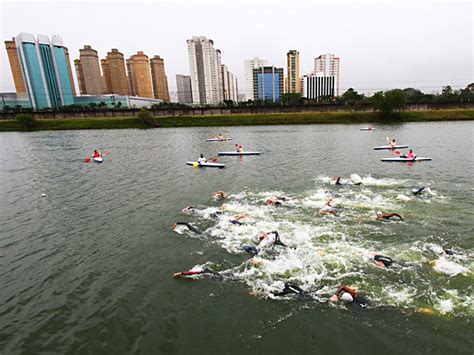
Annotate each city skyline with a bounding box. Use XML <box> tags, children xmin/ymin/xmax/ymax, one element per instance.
<box><xmin>1</xmin><ymin>1</ymin><xmax>472</xmax><ymax>96</ymax></box>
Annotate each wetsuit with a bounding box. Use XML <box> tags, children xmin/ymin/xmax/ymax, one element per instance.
<box><xmin>209</xmin><ymin>211</ymin><xmax>223</xmax><ymax>220</ymax></box>
<box><xmin>413</xmin><ymin>187</ymin><xmax>426</xmax><ymax>196</ymax></box>
<box><xmin>242</xmin><ymin>245</ymin><xmax>259</xmax><ymax>254</ymax></box>
<box><xmin>336</xmin><ymin>286</ymin><xmax>369</xmax><ymax>308</ymax></box>
<box><xmin>373</xmin><ymin>254</ymin><xmax>393</xmax><ymax>267</ymax></box>
<box><xmin>274</xmin><ymin>283</ymin><xmax>309</xmax><ymax>298</ymax></box>
<box><xmin>230</xmin><ymin>219</ymin><xmax>243</xmax><ymax>225</ymax></box>
<box><xmin>378</xmin><ymin>213</ymin><xmax>403</xmax><ymax>221</ymax></box>
<box><xmin>335</xmin><ymin>177</ymin><xmax>342</xmax><ymax>186</ymax></box>
<box><xmin>174</xmin><ymin>222</ymin><xmax>201</xmax><ymax>234</ymax></box>
<box><xmin>175</xmin><ymin>268</ymin><xmax>223</xmax><ymax>280</ymax></box>
<box><xmin>270</xmin><ymin>231</ymin><xmax>287</xmax><ymax>247</ymax></box>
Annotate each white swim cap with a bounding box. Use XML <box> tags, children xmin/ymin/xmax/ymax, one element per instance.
<box><xmin>431</xmin><ymin>245</ymin><xmax>444</xmax><ymax>255</ymax></box>
<box><xmin>341</xmin><ymin>292</ymin><xmax>354</xmax><ymax>303</ymax></box>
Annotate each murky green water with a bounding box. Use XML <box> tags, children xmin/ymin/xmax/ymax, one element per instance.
<box><xmin>1</xmin><ymin>122</ymin><xmax>473</xmax><ymax>353</ymax></box>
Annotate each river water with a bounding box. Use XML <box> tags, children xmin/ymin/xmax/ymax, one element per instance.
<box><xmin>0</xmin><ymin>122</ymin><xmax>473</xmax><ymax>353</ymax></box>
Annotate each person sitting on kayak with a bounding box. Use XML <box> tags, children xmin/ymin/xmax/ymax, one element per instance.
<box><xmin>389</xmin><ymin>139</ymin><xmax>397</xmax><ymax>148</ymax></box>
<box><xmin>93</xmin><ymin>150</ymin><xmax>101</xmax><ymax>158</ymax></box>
<box><xmin>402</xmin><ymin>149</ymin><xmax>416</xmax><ymax>160</ymax></box>
<box><xmin>197</xmin><ymin>154</ymin><xmax>207</xmax><ymax>164</ymax></box>
<box><xmin>369</xmin><ymin>254</ymin><xmax>393</xmax><ymax>267</ymax></box>
<box><xmin>212</xmin><ymin>191</ymin><xmax>228</xmax><ymax>199</ymax></box>
<box><xmin>234</xmin><ymin>144</ymin><xmax>244</xmax><ymax>152</ymax></box>
<box><xmin>218</xmin><ymin>133</ymin><xmax>224</xmax><ymax>140</ymax></box>
<box><xmin>235</xmin><ymin>144</ymin><xmax>240</xmax><ymax>152</ymax></box>
<box><xmin>376</xmin><ymin>211</ymin><xmax>403</xmax><ymax>221</ymax></box>
<box><xmin>257</xmin><ymin>231</ymin><xmax>287</xmax><ymax>247</ymax></box>
<box><xmin>330</xmin><ymin>285</ymin><xmax>369</xmax><ymax>307</ymax></box>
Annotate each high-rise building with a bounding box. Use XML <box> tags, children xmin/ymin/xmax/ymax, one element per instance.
<box><xmin>252</xmin><ymin>66</ymin><xmax>284</xmax><ymax>102</ymax></box>
<box><xmin>221</xmin><ymin>64</ymin><xmax>238</xmax><ymax>102</ymax></box>
<box><xmin>101</xmin><ymin>59</ymin><xmax>112</xmax><ymax>94</ymax></box>
<box><xmin>103</xmin><ymin>48</ymin><xmax>130</xmax><ymax>95</ymax></box>
<box><xmin>127</xmin><ymin>51</ymin><xmax>153</xmax><ymax>98</ymax></box>
<box><xmin>243</xmin><ymin>57</ymin><xmax>267</xmax><ymax>101</ymax></box>
<box><xmin>74</xmin><ymin>45</ymin><xmax>104</xmax><ymax>95</ymax></box>
<box><xmin>12</xmin><ymin>33</ymin><xmax>75</xmax><ymax>109</ymax></box>
<box><xmin>301</xmin><ymin>74</ymin><xmax>335</xmax><ymax>101</ymax></box>
<box><xmin>187</xmin><ymin>36</ymin><xmax>223</xmax><ymax>105</ymax></box>
<box><xmin>64</xmin><ymin>47</ymin><xmax>76</xmax><ymax>96</ymax></box>
<box><xmin>176</xmin><ymin>74</ymin><xmax>192</xmax><ymax>103</ymax></box>
<box><xmin>314</xmin><ymin>53</ymin><xmax>340</xmax><ymax>96</ymax></box>
<box><xmin>286</xmin><ymin>50</ymin><xmax>300</xmax><ymax>94</ymax></box>
<box><xmin>150</xmin><ymin>55</ymin><xmax>170</xmax><ymax>101</ymax></box>
<box><xmin>4</xmin><ymin>38</ymin><xmax>27</xmax><ymax>97</ymax></box>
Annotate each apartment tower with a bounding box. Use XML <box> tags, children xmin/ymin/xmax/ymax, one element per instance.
<box><xmin>187</xmin><ymin>36</ymin><xmax>223</xmax><ymax>105</ymax></box>
<box><xmin>103</xmin><ymin>48</ymin><xmax>130</xmax><ymax>95</ymax></box>
<box><xmin>287</xmin><ymin>50</ymin><xmax>300</xmax><ymax>94</ymax></box>
<box><xmin>243</xmin><ymin>57</ymin><xmax>267</xmax><ymax>101</ymax></box>
<box><xmin>314</xmin><ymin>53</ymin><xmax>340</xmax><ymax>96</ymax></box>
<box><xmin>176</xmin><ymin>74</ymin><xmax>192</xmax><ymax>103</ymax></box>
<box><xmin>64</xmin><ymin>47</ymin><xmax>76</xmax><ymax>96</ymax></box>
<box><xmin>4</xmin><ymin>38</ymin><xmax>27</xmax><ymax>96</ymax></box>
<box><xmin>150</xmin><ymin>55</ymin><xmax>170</xmax><ymax>101</ymax></box>
<box><xmin>127</xmin><ymin>51</ymin><xmax>153</xmax><ymax>98</ymax></box>
<box><xmin>74</xmin><ymin>45</ymin><xmax>104</xmax><ymax>95</ymax></box>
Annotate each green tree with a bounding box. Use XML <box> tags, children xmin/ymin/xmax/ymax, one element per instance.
<box><xmin>371</xmin><ymin>89</ymin><xmax>406</xmax><ymax>115</ymax></box>
<box><xmin>16</xmin><ymin>113</ymin><xmax>36</xmax><ymax>130</ymax></box>
<box><xmin>281</xmin><ymin>93</ymin><xmax>304</xmax><ymax>106</ymax></box>
<box><xmin>137</xmin><ymin>108</ymin><xmax>158</xmax><ymax>128</ymax></box>
<box><xmin>339</xmin><ymin>88</ymin><xmax>364</xmax><ymax>110</ymax></box>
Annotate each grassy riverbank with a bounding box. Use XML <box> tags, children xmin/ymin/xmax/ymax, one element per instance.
<box><xmin>1</xmin><ymin>109</ymin><xmax>473</xmax><ymax>132</ymax></box>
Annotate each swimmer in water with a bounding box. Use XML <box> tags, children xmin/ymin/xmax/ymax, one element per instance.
<box><xmin>320</xmin><ymin>197</ymin><xmax>337</xmax><ymax>216</ymax></box>
<box><xmin>431</xmin><ymin>245</ymin><xmax>454</xmax><ymax>256</ymax></box>
<box><xmin>242</xmin><ymin>245</ymin><xmax>259</xmax><ymax>255</ymax></box>
<box><xmin>212</xmin><ymin>191</ymin><xmax>228</xmax><ymax>199</ymax></box>
<box><xmin>273</xmin><ymin>282</ymin><xmax>310</xmax><ymax>299</ymax></box>
<box><xmin>182</xmin><ymin>206</ymin><xmax>197</xmax><ymax>215</ymax></box>
<box><xmin>257</xmin><ymin>231</ymin><xmax>287</xmax><ymax>247</ymax></box>
<box><xmin>330</xmin><ymin>285</ymin><xmax>369</xmax><ymax>308</ymax></box>
<box><xmin>173</xmin><ymin>268</ymin><xmax>223</xmax><ymax>280</ymax></box>
<box><xmin>376</xmin><ymin>211</ymin><xmax>403</xmax><ymax>221</ymax></box>
<box><xmin>412</xmin><ymin>186</ymin><xmax>426</xmax><ymax>196</ymax></box>
<box><xmin>369</xmin><ymin>254</ymin><xmax>393</xmax><ymax>267</ymax></box>
<box><xmin>172</xmin><ymin>222</ymin><xmax>202</xmax><ymax>234</ymax></box>
<box><xmin>230</xmin><ymin>214</ymin><xmax>253</xmax><ymax>225</ymax></box>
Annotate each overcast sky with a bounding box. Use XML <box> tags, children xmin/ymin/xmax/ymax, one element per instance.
<box><xmin>1</xmin><ymin>0</ymin><xmax>473</xmax><ymax>97</ymax></box>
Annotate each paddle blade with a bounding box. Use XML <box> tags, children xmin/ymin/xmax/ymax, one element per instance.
<box><xmin>85</xmin><ymin>158</ymin><xmax>91</xmax><ymax>163</ymax></box>
<box><xmin>193</xmin><ymin>163</ymin><xmax>199</xmax><ymax>167</ymax></box>
<box><xmin>394</xmin><ymin>150</ymin><xmax>401</xmax><ymax>155</ymax></box>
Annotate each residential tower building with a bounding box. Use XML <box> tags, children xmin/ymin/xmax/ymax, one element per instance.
<box><xmin>127</xmin><ymin>51</ymin><xmax>153</xmax><ymax>98</ymax></box>
<box><xmin>150</xmin><ymin>55</ymin><xmax>170</xmax><ymax>101</ymax></box>
<box><xmin>4</xmin><ymin>38</ymin><xmax>27</xmax><ymax>97</ymax></box>
<box><xmin>74</xmin><ymin>45</ymin><xmax>104</xmax><ymax>95</ymax></box>
<box><xmin>176</xmin><ymin>74</ymin><xmax>192</xmax><ymax>103</ymax></box>
<box><xmin>103</xmin><ymin>48</ymin><xmax>130</xmax><ymax>95</ymax></box>
<box><xmin>314</xmin><ymin>53</ymin><xmax>340</xmax><ymax>96</ymax></box>
<box><xmin>243</xmin><ymin>57</ymin><xmax>267</xmax><ymax>101</ymax></box>
<box><xmin>286</xmin><ymin>50</ymin><xmax>300</xmax><ymax>94</ymax></box>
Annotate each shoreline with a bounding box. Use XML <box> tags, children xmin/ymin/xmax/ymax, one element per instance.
<box><xmin>0</xmin><ymin>109</ymin><xmax>473</xmax><ymax>132</ymax></box>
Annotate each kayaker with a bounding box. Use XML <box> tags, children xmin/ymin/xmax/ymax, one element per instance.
<box><xmin>330</xmin><ymin>285</ymin><xmax>369</xmax><ymax>307</ymax></box>
<box><xmin>376</xmin><ymin>211</ymin><xmax>403</xmax><ymax>221</ymax></box>
<box><xmin>218</xmin><ymin>133</ymin><xmax>224</xmax><ymax>140</ymax></box>
<box><xmin>235</xmin><ymin>144</ymin><xmax>240</xmax><ymax>152</ymax></box>
<box><xmin>389</xmin><ymin>139</ymin><xmax>396</xmax><ymax>148</ymax></box>
<box><xmin>197</xmin><ymin>154</ymin><xmax>207</xmax><ymax>164</ymax></box>
<box><xmin>403</xmin><ymin>149</ymin><xmax>416</xmax><ymax>159</ymax></box>
<box><xmin>93</xmin><ymin>150</ymin><xmax>101</xmax><ymax>158</ymax></box>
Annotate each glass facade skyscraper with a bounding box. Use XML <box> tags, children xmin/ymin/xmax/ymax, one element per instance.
<box><xmin>252</xmin><ymin>66</ymin><xmax>284</xmax><ymax>102</ymax></box>
<box><xmin>15</xmin><ymin>33</ymin><xmax>75</xmax><ymax>109</ymax></box>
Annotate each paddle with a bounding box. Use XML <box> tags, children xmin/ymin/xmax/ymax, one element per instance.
<box><xmin>84</xmin><ymin>157</ymin><xmax>91</xmax><ymax>163</ymax></box>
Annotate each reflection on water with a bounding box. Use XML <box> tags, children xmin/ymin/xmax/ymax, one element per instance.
<box><xmin>0</xmin><ymin>122</ymin><xmax>473</xmax><ymax>353</ymax></box>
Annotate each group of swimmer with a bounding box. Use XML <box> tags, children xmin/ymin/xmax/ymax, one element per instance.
<box><xmin>171</xmin><ymin>183</ymin><xmax>456</xmax><ymax>308</ymax></box>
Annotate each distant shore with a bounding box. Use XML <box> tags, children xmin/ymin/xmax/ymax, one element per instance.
<box><xmin>0</xmin><ymin>109</ymin><xmax>473</xmax><ymax>132</ymax></box>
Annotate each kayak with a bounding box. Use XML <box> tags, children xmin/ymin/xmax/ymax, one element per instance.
<box><xmin>206</xmin><ymin>138</ymin><xmax>232</xmax><ymax>142</ymax></box>
<box><xmin>186</xmin><ymin>161</ymin><xmax>225</xmax><ymax>168</ymax></box>
<box><xmin>360</xmin><ymin>127</ymin><xmax>376</xmax><ymax>131</ymax></box>
<box><xmin>373</xmin><ymin>145</ymin><xmax>408</xmax><ymax>150</ymax></box>
<box><xmin>381</xmin><ymin>157</ymin><xmax>431</xmax><ymax>162</ymax></box>
<box><xmin>93</xmin><ymin>157</ymin><xmax>103</xmax><ymax>163</ymax></box>
<box><xmin>218</xmin><ymin>151</ymin><xmax>261</xmax><ymax>156</ymax></box>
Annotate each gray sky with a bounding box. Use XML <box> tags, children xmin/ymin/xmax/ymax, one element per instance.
<box><xmin>1</xmin><ymin>0</ymin><xmax>473</xmax><ymax>96</ymax></box>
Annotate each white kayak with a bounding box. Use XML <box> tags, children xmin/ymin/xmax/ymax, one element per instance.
<box><xmin>360</xmin><ymin>127</ymin><xmax>376</xmax><ymax>131</ymax></box>
<box><xmin>381</xmin><ymin>157</ymin><xmax>431</xmax><ymax>162</ymax></box>
<box><xmin>206</xmin><ymin>138</ymin><xmax>232</xmax><ymax>142</ymax></box>
<box><xmin>186</xmin><ymin>161</ymin><xmax>225</xmax><ymax>168</ymax></box>
<box><xmin>373</xmin><ymin>145</ymin><xmax>408</xmax><ymax>150</ymax></box>
<box><xmin>218</xmin><ymin>151</ymin><xmax>261</xmax><ymax>156</ymax></box>
<box><xmin>93</xmin><ymin>157</ymin><xmax>103</xmax><ymax>163</ymax></box>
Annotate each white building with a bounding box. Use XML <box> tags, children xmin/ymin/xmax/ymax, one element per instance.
<box><xmin>221</xmin><ymin>64</ymin><xmax>238</xmax><ymax>102</ymax></box>
<box><xmin>187</xmin><ymin>36</ymin><xmax>223</xmax><ymax>105</ymax></box>
<box><xmin>314</xmin><ymin>53</ymin><xmax>340</xmax><ymax>96</ymax></box>
<box><xmin>301</xmin><ymin>75</ymin><xmax>336</xmax><ymax>101</ymax></box>
<box><xmin>244</xmin><ymin>57</ymin><xmax>267</xmax><ymax>101</ymax></box>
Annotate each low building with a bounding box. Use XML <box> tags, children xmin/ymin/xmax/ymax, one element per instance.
<box><xmin>301</xmin><ymin>75</ymin><xmax>336</xmax><ymax>101</ymax></box>
<box><xmin>73</xmin><ymin>94</ymin><xmax>163</xmax><ymax>108</ymax></box>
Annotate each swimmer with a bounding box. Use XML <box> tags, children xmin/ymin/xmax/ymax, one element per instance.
<box><xmin>412</xmin><ymin>186</ymin><xmax>426</xmax><ymax>196</ymax></box>
<box><xmin>212</xmin><ymin>191</ymin><xmax>228</xmax><ymax>199</ymax></box>
<box><xmin>330</xmin><ymin>285</ymin><xmax>369</xmax><ymax>308</ymax></box>
<box><xmin>230</xmin><ymin>214</ymin><xmax>253</xmax><ymax>225</ymax></box>
<box><xmin>266</xmin><ymin>199</ymin><xmax>283</xmax><ymax>206</ymax></box>
<box><xmin>257</xmin><ymin>231</ymin><xmax>287</xmax><ymax>247</ymax></box>
<box><xmin>273</xmin><ymin>282</ymin><xmax>310</xmax><ymax>299</ymax></box>
<box><xmin>370</xmin><ymin>254</ymin><xmax>393</xmax><ymax>267</ymax></box>
<box><xmin>320</xmin><ymin>197</ymin><xmax>337</xmax><ymax>216</ymax></box>
<box><xmin>376</xmin><ymin>211</ymin><xmax>403</xmax><ymax>221</ymax></box>
<box><xmin>182</xmin><ymin>205</ymin><xmax>197</xmax><ymax>215</ymax></box>
<box><xmin>173</xmin><ymin>268</ymin><xmax>223</xmax><ymax>280</ymax></box>
<box><xmin>172</xmin><ymin>222</ymin><xmax>202</xmax><ymax>234</ymax></box>
<box><xmin>431</xmin><ymin>245</ymin><xmax>454</xmax><ymax>256</ymax></box>
<box><xmin>334</xmin><ymin>177</ymin><xmax>343</xmax><ymax>186</ymax></box>
<box><xmin>242</xmin><ymin>245</ymin><xmax>259</xmax><ymax>255</ymax></box>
